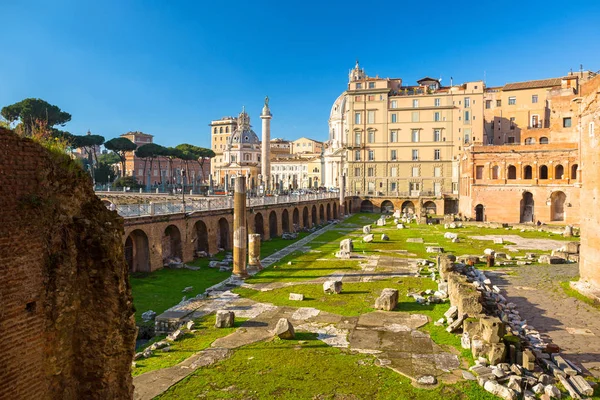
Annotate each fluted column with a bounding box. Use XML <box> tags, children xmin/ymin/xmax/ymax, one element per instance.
<box><xmin>232</xmin><ymin>177</ymin><xmax>248</xmax><ymax>278</ymax></box>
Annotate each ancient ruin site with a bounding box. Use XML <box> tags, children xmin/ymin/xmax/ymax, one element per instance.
<box><xmin>2</xmin><ymin>3</ymin><xmax>600</xmax><ymax>400</ymax></box>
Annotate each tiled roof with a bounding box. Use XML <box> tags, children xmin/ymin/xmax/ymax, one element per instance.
<box><xmin>503</xmin><ymin>78</ymin><xmax>561</xmax><ymax>91</ymax></box>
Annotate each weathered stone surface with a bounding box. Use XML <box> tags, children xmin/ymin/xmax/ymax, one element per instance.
<box><xmin>417</xmin><ymin>375</ymin><xmax>437</xmax><ymax>385</ymax></box>
<box><xmin>274</xmin><ymin>318</ymin><xmax>295</xmax><ymax>339</ymax></box>
<box><xmin>0</xmin><ymin>129</ymin><xmax>137</xmax><ymax>399</ymax></box>
<box><xmin>214</xmin><ymin>310</ymin><xmax>235</xmax><ymax>328</ymax></box>
<box><xmin>381</xmin><ymin>234</ymin><xmax>389</xmax><ymax>241</ymax></box>
<box><xmin>289</xmin><ymin>293</ymin><xmax>304</xmax><ymax>301</ymax></box>
<box><xmin>376</xmin><ymin>218</ymin><xmax>386</xmax><ymax>226</ymax></box>
<box><xmin>484</xmin><ymin>380</ymin><xmax>517</xmax><ymax>400</ymax></box>
<box><xmin>375</xmin><ymin>288</ymin><xmax>399</xmax><ymax>311</ymax></box>
<box><xmin>142</xmin><ymin>310</ymin><xmax>157</xmax><ymax>322</ymax></box>
<box><xmin>480</xmin><ymin>316</ymin><xmax>505</xmax><ymax>344</ymax></box>
<box><xmin>444</xmin><ymin>305</ymin><xmax>458</xmax><ymax>319</ymax></box>
<box><xmin>444</xmin><ymin>232</ymin><xmax>458</xmax><ymax>240</ymax></box>
<box><xmin>426</xmin><ymin>246</ymin><xmax>444</xmax><ymax>253</ymax></box>
<box><xmin>362</xmin><ymin>225</ymin><xmax>371</xmax><ymax>234</ymax></box>
<box><xmin>544</xmin><ymin>384</ymin><xmax>561</xmax><ymax>398</ymax></box>
<box><xmin>461</xmin><ymin>332</ymin><xmax>471</xmax><ymax>349</ymax></box>
<box><xmin>523</xmin><ymin>349</ymin><xmax>535</xmax><ymax>371</ymax></box>
<box><xmin>446</xmin><ymin>313</ymin><xmax>468</xmax><ymax>333</ymax></box>
<box><xmin>363</xmin><ymin>234</ymin><xmax>374</xmax><ymax>243</ymax></box>
<box><xmin>167</xmin><ymin>329</ymin><xmax>185</xmax><ymax>341</ymax></box>
<box><xmin>340</xmin><ymin>238</ymin><xmax>354</xmax><ymax>252</ymax></box>
<box><xmin>323</xmin><ymin>280</ymin><xmax>343</xmax><ymax>294</ymax></box>
<box><xmin>570</xmin><ymin>375</ymin><xmax>594</xmax><ymax>396</ymax></box>
<box><xmin>564</xmin><ymin>241</ymin><xmax>579</xmax><ymax>254</ymax></box>
<box><xmin>447</xmin><ymin>272</ymin><xmax>483</xmax><ymax>316</ymax></box>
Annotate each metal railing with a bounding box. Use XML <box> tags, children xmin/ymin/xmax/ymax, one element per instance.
<box><xmin>111</xmin><ymin>192</ymin><xmax>339</xmax><ymax>218</ymax></box>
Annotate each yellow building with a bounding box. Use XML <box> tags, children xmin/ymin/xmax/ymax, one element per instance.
<box><xmin>292</xmin><ymin>137</ymin><xmax>323</xmax><ymax>155</ymax></box>
<box><xmin>337</xmin><ymin>62</ymin><xmax>484</xmax><ymax>205</ymax></box>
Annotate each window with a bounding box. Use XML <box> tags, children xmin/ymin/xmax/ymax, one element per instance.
<box><xmin>434</xmin><ymin>182</ymin><xmax>441</xmax><ymax>195</ymax></box>
<box><xmin>411</xmin><ymin>129</ymin><xmax>419</xmax><ymax>142</ymax></box>
<box><xmin>464</xmin><ymin>97</ymin><xmax>471</xmax><ymax>107</ymax></box>
<box><xmin>368</xmin><ymin>130</ymin><xmax>375</xmax><ymax>143</ymax></box>
<box><xmin>390</xmin><ymin>131</ymin><xmax>398</xmax><ymax>142</ymax></box>
<box><xmin>354</xmin><ymin>112</ymin><xmax>361</xmax><ymax>124</ymax></box>
<box><xmin>464</xmin><ymin>128</ymin><xmax>471</xmax><ymax>144</ymax></box>
<box><xmin>390</xmin><ymin>167</ymin><xmax>398</xmax><ymax>177</ymax></box>
<box><xmin>213</xmin><ymin>127</ymin><xmax>217</xmax><ymax>134</ymax></box>
<box><xmin>539</xmin><ymin>165</ymin><xmax>548</xmax><ymax>179</ymax></box>
<box><xmin>355</xmin><ymin>150</ymin><xmax>361</xmax><ymax>161</ymax></box>
<box><xmin>491</xmin><ymin>166</ymin><xmax>499</xmax><ymax>179</ymax></box>
<box><xmin>507</xmin><ymin>165</ymin><xmax>516</xmax><ymax>179</ymax></box>
<box><xmin>138</xmin><ymin>169</ymin><xmax>143</xmax><ymax>176</ymax></box>
<box><xmin>434</xmin><ymin>112</ymin><xmax>440</xmax><ymax>122</ymax></box>
<box><xmin>367</xmin><ymin>167</ymin><xmax>374</xmax><ymax>177</ymax></box>
<box><xmin>496</xmin><ymin>99</ymin><xmax>502</xmax><ymax>107</ymax></box>
<box><xmin>390</xmin><ymin>100</ymin><xmax>397</xmax><ymax>108</ymax></box>
<box><xmin>412</xmin><ymin>167</ymin><xmax>419</xmax><ymax>177</ymax></box>
<box><xmin>367</xmin><ymin>110</ymin><xmax>375</xmax><ymax>124</ymax></box>
<box><xmin>368</xmin><ymin>150</ymin><xmax>374</xmax><ymax>161</ymax></box>
<box><xmin>411</xmin><ymin>111</ymin><xmax>419</xmax><ymax>122</ymax></box>
<box><xmin>571</xmin><ymin>164</ymin><xmax>578</xmax><ymax>179</ymax></box>
<box><xmin>524</xmin><ymin>137</ymin><xmax>535</xmax><ymax>145</ymax></box>
<box><xmin>412</xmin><ymin>149</ymin><xmax>419</xmax><ymax>161</ymax></box>
<box><xmin>563</xmin><ymin>117</ymin><xmax>572</xmax><ymax>128</ymax></box>
<box><xmin>354</xmin><ymin>167</ymin><xmax>360</xmax><ymax>176</ymax></box>
<box><xmin>356</xmin><ymin>83</ymin><xmax>362</xmax><ymax>89</ymax></box>
<box><xmin>368</xmin><ymin>182</ymin><xmax>375</xmax><ymax>192</ymax></box>
<box><xmin>368</xmin><ymin>82</ymin><xmax>375</xmax><ymax>89</ymax></box>
<box><xmin>434</xmin><ymin>167</ymin><xmax>441</xmax><ymax>177</ymax></box>
<box><xmin>464</xmin><ymin>110</ymin><xmax>470</xmax><ymax>121</ymax></box>
<box><xmin>508</xmin><ymin>96</ymin><xmax>516</xmax><ymax>105</ymax></box>
<box><xmin>540</xmin><ymin>137</ymin><xmax>549</xmax><ymax>144</ymax></box>
<box><xmin>510</xmin><ymin>117</ymin><xmax>516</xmax><ymax>130</ymax></box>
<box><xmin>532</xmin><ymin>94</ymin><xmax>538</xmax><ymax>103</ymax></box>
<box><xmin>476</xmin><ymin>166</ymin><xmax>483</xmax><ymax>179</ymax></box>
<box><xmin>452</xmin><ymin>182</ymin><xmax>458</xmax><ymax>193</ymax></box>
<box><xmin>390</xmin><ymin>150</ymin><xmax>397</xmax><ymax>160</ymax></box>
<box><xmin>354</xmin><ymin>95</ymin><xmax>362</xmax><ymax>102</ymax></box>
<box><xmin>367</xmin><ymin>95</ymin><xmax>375</xmax><ymax>101</ymax></box>
<box><xmin>434</xmin><ymin>149</ymin><xmax>441</xmax><ymax>160</ymax></box>
<box><xmin>433</xmin><ymin>129</ymin><xmax>441</xmax><ymax>142</ymax></box>
<box><xmin>354</xmin><ymin>131</ymin><xmax>361</xmax><ymax>145</ymax></box>
<box><xmin>413</xmin><ymin>99</ymin><xmax>419</xmax><ymax>108</ymax></box>
<box><xmin>219</xmin><ymin>127</ymin><xmax>223</xmax><ymax>133</ymax></box>
<box><xmin>485</xmin><ymin>100</ymin><xmax>492</xmax><ymax>109</ymax></box>
<box><xmin>390</xmin><ymin>182</ymin><xmax>397</xmax><ymax>191</ymax></box>
<box><xmin>410</xmin><ymin>182</ymin><xmax>420</xmax><ymax>191</ymax></box>
<box><xmin>391</xmin><ymin>113</ymin><xmax>397</xmax><ymax>123</ymax></box>
<box><xmin>434</xmin><ymin>98</ymin><xmax>440</xmax><ymax>107</ymax></box>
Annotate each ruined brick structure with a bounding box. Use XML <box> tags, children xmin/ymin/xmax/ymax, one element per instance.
<box><xmin>0</xmin><ymin>128</ymin><xmax>136</xmax><ymax>399</ymax></box>
<box><xmin>576</xmin><ymin>75</ymin><xmax>600</xmax><ymax>289</ymax></box>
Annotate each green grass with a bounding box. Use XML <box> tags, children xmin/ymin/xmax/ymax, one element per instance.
<box><xmin>560</xmin><ymin>279</ymin><xmax>600</xmax><ymax>310</ymax></box>
<box><xmin>157</xmin><ymin>333</ymin><xmax>497</xmax><ymax>400</ymax></box>
<box><xmin>235</xmin><ymin>278</ymin><xmax>436</xmax><ymax>317</ymax></box>
<box><xmin>133</xmin><ymin>315</ymin><xmax>245</xmax><ymax>376</ymax></box>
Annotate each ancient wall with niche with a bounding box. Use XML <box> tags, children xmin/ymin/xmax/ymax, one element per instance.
<box><xmin>0</xmin><ymin>128</ymin><xmax>136</xmax><ymax>399</ymax></box>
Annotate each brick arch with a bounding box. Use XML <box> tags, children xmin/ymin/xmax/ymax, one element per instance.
<box><xmin>217</xmin><ymin>217</ymin><xmax>231</xmax><ymax>252</ymax></box>
<box><xmin>293</xmin><ymin>207</ymin><xmax>300</xmax><ymax>230</ymax></box>
<box><xmin>163</xmin><ymin>225</ymin><xmax>183</xmax><ymax>262</ymax></box>
<box><xmin>193</xmin><ymin>220</ymin><xmax>209</xmax><ymax>254</ymax></box>
<box><xmin>302</xmin><ymin>206</ymin><xmax>310</xmax><ymax>228</ymax></box>
<box><xmin>254</xmin><ymin>212</ymin><xmax>265</xmax><ymax>239</ymax></box>
<box><xmin>319</xmin><ymin>204</ymin><xmax>325</xmax><ymax>223</ymax></box>
<box><xmin>326</xmin><ymin>203</ymin><xmax>331</xmax><ymax>221</ymax></box>
<box><xmin>269</xmin><ymin>210</ymin><xmax>278</xmax><ymax>238</ymax></box>
<box><xmin>125</xmin><ymin>229</ymin><xmax>150</xmax><ymax>273</ymax></box>
<box><xmin>282</xmin><ymin>209</ymin><xmax>290</xmax><ymax>233</ymax></box>
<box><xmin>333</xmin><ymin>202</ymin><xmax>338</xmax><ymax>219</ymax></box>
<box><xmin>311</xmin><ymin>205</ymin><xmax>318</xmax><ymax>225</ymax></box>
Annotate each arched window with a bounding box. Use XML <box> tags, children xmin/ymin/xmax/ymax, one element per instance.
<box><xmin>213</xmin><ymin>127</ymin><xmax>217</xmax><ymax>134</ymax></box>
<box><xmin>524</xmin><ymin>165</ymin><xmax>532</xmax><ymax>179</ymax></box>
<box><xmin>540</xmin><ymin>137</ymin><xmax>549</xmax><ymax>144</ymax></box>
<box><xmin>571</xmin><ymin>164</ymin><xmax>578</xmax><ymax>180</ymax></box>
<box><xmin>539</xmin><ymin>165</ymin><xmax>548</xmax><ymax>179</ymax></box>
<box><xmin>226</xmin><ymin>126</ymin><xmax>229</xmax><ymax>133</ymax></box>
<box><xmin>507</xmin><ymin>165</ymin><xmax>517</xmax><ymax>179</ymax></box>
<box><xmin>555</xmin><ymin>164</ymin><xmax>564</xmax><ymax>179</ymax></box>
<box><xmin>219</xmin><ymin>127</ymin><xmax>223</xmax><ymax>133</ymax></box>
<box><xmin>524</xmin><ymin>137</ymin><xmax>536</xmax><ymax>145</ymax></box>
<box><xmin>491</xmin><ymin>165</ymin><xmax>499</xmax><ymax>179</ymax></box>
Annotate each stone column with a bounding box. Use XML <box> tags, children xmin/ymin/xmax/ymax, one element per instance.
<box><xmin>248</xmin><ymin>233</ymin><xmax>262</xmax><ymax>270</ymax></box>
<box><xmin>232</xmin><ymin>176</ymin><xmax>248</xmax><ymax>278</ymax></box>
<box><xmin>224</xmin><ymin>173</ymin><xmax>229</xmax><ymax>192</ymax></box>
<box><xmin>339</xmin><ymin>174</ymin><xmax>346</xmax><ymax>216</ymax></box>
<box><xmin>260</xmin><ymin>97</ymin><xmax>272</xmax><ymax>191</ymax></box>
<box><xmin>209</xmin><ymin>174</ymin><xmax>214</xmax><ymax>195</ymax></box>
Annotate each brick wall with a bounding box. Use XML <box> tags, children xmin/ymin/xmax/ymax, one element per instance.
<box><xmin>0</xmin><ymin>128</ymin><xmax>136</xmax><ymax>399</ymax></box>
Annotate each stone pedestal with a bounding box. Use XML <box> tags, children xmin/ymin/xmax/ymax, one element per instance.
<box><xmin>232</xmin><ymin>177</ymin><xmax>248</xmax><ymax>278</ymax></box>
<box><xmin>248</xmin><ymin>233</ymin><xmax>262</xmax><ymax>270</ymax></box>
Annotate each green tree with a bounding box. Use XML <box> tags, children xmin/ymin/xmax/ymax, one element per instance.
<box><xmin>175</xmin><ymin>144</ymin><xmax>215</xmax><ymax>184</ymax></box>
<box><xmin>105</xmin><ymin>137</ymin><xmax>137</xmax><ymax>178</ymax></box>
<box><xmin>71</xmin><ymin>133</ymin><xmax>105</xmax><ymax>183</ymax></box>
<box><xmin>1</xmin><ymin>98</ymin><xmax>71</xmax><ymax>136</ymax></box>
<box><xmin>94</xmin><ymin>152</ymin><xmax>121</xmax><ymax>184</ymax></box>
<box><xmin>135</xmin><ymin>143</ymin><xmax>167</xmax><ymax>187</ymax></box>
<box><xmin>113</xmin><ymin>175</ymin><xmax>143</xmax><ymax>190</ymax></box>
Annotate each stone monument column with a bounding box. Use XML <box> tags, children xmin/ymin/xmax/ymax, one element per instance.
<box><xmin>260</xmin><ymin>96</ymin><xmax>272</xmax><ymax>192</ymax></box>
<box><xmin>232</xmin><ymin>176</ymin><xmax>248</xmax><ymax>278</ymax></box>
<box><xmin>248</xmin><ymin>233</ymin><xmax>262</xmax><ymax>270</ymax></box>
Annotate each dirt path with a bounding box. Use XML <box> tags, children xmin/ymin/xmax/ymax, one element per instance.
<box><xmin>487</xmin><ymin>264</ymin><xmax>600</xmax><ymax>377</ymax></box>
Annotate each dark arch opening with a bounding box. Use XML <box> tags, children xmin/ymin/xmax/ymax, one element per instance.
<box><xmin>360</xmin><ymin>200</ymin><xmax>374</xmax><ymax>213</ymax></box>
<box><xmin>326</xmin><ymin>203</ymin><xmax>331</xmax><ymax>221</ymax></box>
<box><xmin>507</xmin><ymin>165</ymin><xmax>517</xmax><ymax>179</ymax></box>
<box><xmin>312</xmin><ymin>205</ymin><xmax>318</xmax><ymax>225</ymax></box>
<box><xmin>217</xmin><ymin>217</ymin><xmax>230</xmax><ymax>251</ymax></box>
<box><xmin>423</xmin><ymin>201</ymin><xmax>437</xmax><ymax>215</ymax></box>
<box><xmin>163</xmin><ymin>225</ymin><xmax>183</xmax><ymax>262</ymax></box>
<box><xmin>524</xmin><ymin>165</ymin><xmax>532</xmax><ymax>179</ymax></box>
<box><xmin>302</xmin><ymin>206</ymin><xmax>309</xmax><ymax>227</ymax></box>
<box><xmin>539</xmin><ymin>165</ymin><xmax>548</xmax><ymax>180</ymax></box>
<box><xmin>475</xmin><ymin>204</ymin><xmax>484</xmax><ymax>222</ymax></box>
<box><xmin>125</xmin><ymin>229</ymin><xmax>150</xmax><ymax>273</ymax></box>
<box><xmin>255</xmin><ymin>213</ymin><xmax>265</xmax><ymax>239</ymax></box>
<box><xmin>269</xmin><ymin>211</ymin><xmax>278</xmax><ymax>238</ymax></box>
<box><xmin>551</xmin><ymin>191</ymin><xmax>566</xmax><ymax>221</ymax></box>
<box><xmin>333</xmin><ymin>203</ymin><xmax>338</xmax><ymax>219</ymax></box>
<box><xmin>555</xmin><ymin>164</ymin><xmax>564</xmax><ymax>179</ymax></box>
<box><xmin>282</xmin><ymin>209</ymin><xmax>290</xmax><ymax>233</ymax></box>
<box><xmin>293</xmin><ymin>207</ymin><xmax>300</xmax><ymax>230</ymax></box>
<box><xmin>347</xmin><ymin>200</ymin><xmax>352</xmax><ymax>214</ymax></box>
<box><xmin>520</xmin><ymin>192</ymin><xmax>534</xmax><ymax>223</ymax></box>
<box><xmin>380</xmin><ymin>200</ymin><xmax>394</xmax><ymax>213</ymax></box>
<box><xmin>571</xmin><ymin>164</ymin><xmax>578</xmax><ymax>180</ymax></box>
<box><xmin>401</xmin><ymin>201</ymin><xmax>415</xmax><ymax>214</ymax></box>
<box><xmin>319</xmin><ymin>204</ymin><xmax>325</xmax><ymax>223</ymax></box>
<box><xmin>194</xmin><ymin>220</ymin><xmax>209</xmax><ymax>253</ymax></box>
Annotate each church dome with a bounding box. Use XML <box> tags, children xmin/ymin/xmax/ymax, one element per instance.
<box><xmin>329</xmin><ymin>93</ymin><xmax>347</xmax><ymax>122</ymax></box>
<box><xmin>227</xmin><ymin>109</ymin><xmax>260</xmax><ymax>147</ymax></box>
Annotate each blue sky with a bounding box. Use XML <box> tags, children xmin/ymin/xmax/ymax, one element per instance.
<box><xmin>1</xmin><ymin>0</ymin><xmax>599</xmax><ymax>148</ymax></box>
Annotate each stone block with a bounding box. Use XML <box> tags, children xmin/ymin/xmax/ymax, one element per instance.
<box><xmin>374</xmin><ymin>288</ymin><xmax>399</xmax><ymax>311</ymax></box>
<box><xmin>166</xmin><ymin>329</ymin><xmax>185</xmax><ymax>341</ymax></box>
<box><xmin>340</xmin><ymin>238</ymin><xmax>353</xmax><ymax>252</ymax></box>
<box><xmin>323</xmin><ymin>280</ymin><xmax>342</xmax><ymax>294</ymax></box>
<box><xmin>444</xmin><ymin>232</ymin><xmax>458</xmax><ymax>240</ymax></box>
<box><xmin>569</xmin><ymin>375</ymin><xmax>594</xmax><ymax>396</ymax></box>
<box><xmin>215</xmin><ymin>310</ymin><xmax>235</xmax><ymax>328</ymax></box>
<box><xmin>463</xmin><ymin>318</ymin><xmax>483</xmax><ymax>338</ymax></box>
<box><xmin>376</xmin><ymin>218</ymin><xmax>386</xmax><ymax>226</ymax></box>
<box><xmin>447</xmin><ymin>313</ymin><xmax>468</xmax><ymax>333</ymax></box>
<box><xmin>363</xmin><ymin>234</ymin><xmax>374</xmax><ymax>243</ymax></box>
<box><xmin>381</xmin><ymin>234</ymin><xmax>389</xmax><ymax>241</ymax></box>
<box><xmin>289</xmin><ymin>293</ymin><xmax>304</xmax><ymax>301</ymax></box>
<box><xmin>443</xmin><ymin>305</ymin><xmax>458</xmax><ymax>319</ymax></box>
<box><xmin>523</xmin><ymin>349</ymin><xmax>536</xmax><ymax>371</ymax></box>
<box><xmin>426</xmin><ymin>246</ymin><xmax>444</xmax><ymax>253</ymax></box>
<box><xmin>544</xmin><ymin>384</ymin><xmax>561</xmax><ymax>398</ymax></box>
<box><xmin>141</xmin><ymin>310</ymin><xmax>156</xmax><ymax>322</ymax></box>
<box><xmin>335</xmin><ymin>250</ymin><xmax>351</xmax><ymax>259</ymax></box>
<box><xmin>484</xmin><ymin>380</ymin><xmax>518</xmax><ymax>400</ymax></box>
<box><xmin>487</xmin><ymin>342</ymin><xmax>507</xmax><ymax>365</ymax></box>
<box><xmin>480</xmin><ymin>316</ymin><xmax>505</xmax><ymax>344</ymax></box>
<box><xmin>273</xmin><ymin>318</ymin><xmax>295</xmax><ymax>339</ymax></box>
<box><xmin>396</xmin><ymin>223</ymin><xmax>405</xmax><ymax>229</ymax></box>
<box><xmin>538</xmin><ymin>255</ymin><xmax>566</xmax><ymax>264</ymax></box>
<box><xmin>362</xmin><ymin>225</ymin><xmax>371</xmax><ymax>234</ymax></box>
<box><xmin>564</xmin><ymin>241</ymin><xmax>580</xmax><ymax>254</ymax></box>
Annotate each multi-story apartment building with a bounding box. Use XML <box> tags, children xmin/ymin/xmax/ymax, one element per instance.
<box><xmin>270</xmin><ymin>153</ymin><xmax>324</xmax><ymax>190</ymax></box>
<box><xmin>292</xmin><ymin>137</ymin><xmax>323</xmax><ymax>155</ymax></box>
<box><xmin>270</xmin><ymin>138</ymin><xmax>292</xmax><ymax>157</ymax></box>
<box><xmin>335</xmin><ymin>62</ymin><xmax>484</xmax><ymax>213</ymax></box>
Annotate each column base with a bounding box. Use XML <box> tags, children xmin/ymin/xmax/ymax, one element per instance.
<box><xmin>232</xmin><ymin>271</ymin><xmax>249</xmax><ymax>279</ymax></box>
